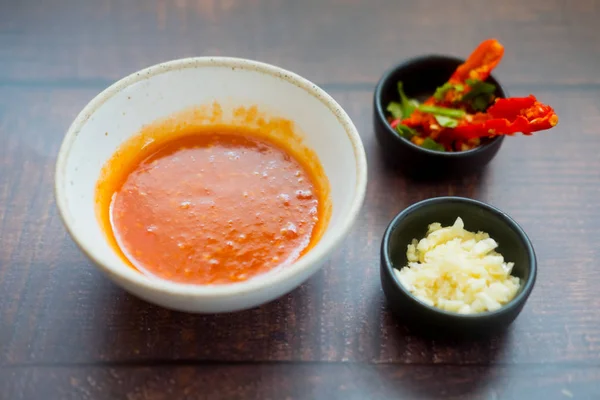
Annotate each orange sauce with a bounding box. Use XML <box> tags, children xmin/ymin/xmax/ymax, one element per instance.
<box><xmin>96</xmin><ymin>106</ymin><xmax>330</xmax><ymax>285</ymax></box>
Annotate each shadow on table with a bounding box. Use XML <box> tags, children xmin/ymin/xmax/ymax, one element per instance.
<box><xmin>370</xmin><ymin>143</ymin><xmax>492</xmax><ymax>204</ymax></box>
<box><xmin>95</xmin><ymin>269</ymin><xmax>326</xmax><ymax>363</ymax></box>
<box><xmin>364</xmin><ymin>290</ymin><xmax>514</xmax><ymax>399</ymax></box>
<box><xmin>375</xmin><ymin>143</ymin><xmax>494</xmax><ymax>180</ymax></box>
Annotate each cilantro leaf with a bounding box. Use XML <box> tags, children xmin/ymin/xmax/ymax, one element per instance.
<box><xmin>395</xmin><ymin>124</ymin><xmax>417</xmax><ymax>140</ymax></box>
<box><xmin>386</xmin><ymin>82</ymin><xmax>419</xmax><ymax>120</ymax></box>
<box><xmin>387</xmin><ymin>102</ymin><xmax>403</xmax><ymax>119</ymax></box>
<box><xmin>434</xmin><ymin>115</ymin><xmax>459</xmax><ymax>128</ymax></box>
<box><xmin>471</xmin><ymin>95</ymin><xmax>492</xmax><ymax>112</ymax></box>
<box><xmin>464</xmin><ymin>79</ymin><xmax>496</xmax><ymax>98</ymax></box>
<box><xmin>433</xmin><ymin>82</ymin><xmax>464</xmax><ymax>101</ymax></box>
<box><xmin>418</xmin><ymin>104</ymin><xmax>466</xmax><ymax>119</ymax></box>
<box><xmin>421</xmin><ymin>138</ymin><xmax>446</xmax><ymax>152</ymax></box>
<box><xmin>398</xmin><ymin>82</ymin><xmax>419</xmax><ymax>119</ymax></box>
<box><xmin>462</xmin><ymin>79</ymin><xmax>497</xmax><ymax>111</ymax></box>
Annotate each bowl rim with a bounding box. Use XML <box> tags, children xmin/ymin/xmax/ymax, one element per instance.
<box><xmin>54</xmin><ymin>56</ymin><xmax>368</xmax><ymax>299</ymax></box>
<box><xmin>381</xmin><ymin>196</ymin><xmax>537</xmax><ymax>319</ymax></box>
<box><xmin>374</xmin><ymin>54</ymin><xmax>506</xmax><ymax>157</ymax></box>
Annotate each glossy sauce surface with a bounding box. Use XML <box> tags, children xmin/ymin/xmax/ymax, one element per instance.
<box><xmin>101</xmin><ymin>129</ymin><xmax>325</xmax><ymax>284</ymax></box>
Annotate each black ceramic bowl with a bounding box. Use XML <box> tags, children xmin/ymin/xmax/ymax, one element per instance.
<box><xmin>380</xmin><ymin>197</ymin><xmax>536</xmax><ymax>337</ymax></box>
<box><xmin>373</xmin><ymin>56</ymin><xmax>507</xmax><ymax>179</ymax></box>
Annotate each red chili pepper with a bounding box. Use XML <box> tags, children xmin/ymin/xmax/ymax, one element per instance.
<box><xmin>450</xmin><ymin>95</ymin><xmax>559</xmax><ymax>139</ymax></box>
<box><xmin>449</xmin><ymin>39</ymin><xmax>505</xmax><ymax>84</ymax></box>
<box><xmin>423</xmin><ymin>39</ymin><xmax>505</xmax><ymax>106</ymax></box>
<box><xmin>487</xmin><ymin>96</ymin><xmax>536</xmax><ymax>118</ymax></box>
<box><xmin>387</xmin><ymin>40</ymin><xmax>558</xmax><ymax>148</ymax></box>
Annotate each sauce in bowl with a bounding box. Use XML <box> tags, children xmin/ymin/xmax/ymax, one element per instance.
<box><xmin>96</xmin><ymin>108</ymin><xmax>330</xmax><ymax>285</ymax></box>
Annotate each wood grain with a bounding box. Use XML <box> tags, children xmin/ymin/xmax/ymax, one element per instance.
<box><xmin>1</xmin><ymin>0</ymin><xmax>600</xmax><ymax>87</ymax></box>
<box><xmin>0</xmin><ymin>363</ymin><xmax>600</xmax><ymax>400</ymax></box>
<box><xmin>1</xmin><ymin>86</ymin><xmax>599</xmax><ymax>366</ymax></box>
<box><xmin>2</xmin><ymin>364</ymin><xmax>600</xmax><ymax>400</ymax></box>
<box><xmin>1</xmin><ymin>0</ymin><xmax>600</xmax><ymax>398</ymax></box>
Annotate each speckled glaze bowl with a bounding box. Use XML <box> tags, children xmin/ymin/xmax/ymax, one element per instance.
<box><xmin>55</xmin><ymin>57</ymin><xmax>367</xmax><ymax>313</ymax></box>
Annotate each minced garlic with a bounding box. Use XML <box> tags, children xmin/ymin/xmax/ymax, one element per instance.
<box><xmin>395</xmin><ymin>217</ymin><xmax>520</xmax><ymax>314</ymax></box>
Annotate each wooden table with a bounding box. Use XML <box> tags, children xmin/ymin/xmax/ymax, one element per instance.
<box><xmin>1</xmin><ymin>0</ymin><xmax>600</xmax><ymax>398</ymax></box>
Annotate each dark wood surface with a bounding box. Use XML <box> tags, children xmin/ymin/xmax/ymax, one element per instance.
<box><xmin>1</xmin><ymin>0</ymin><xmax>600</xmax><ymax>399</ymax></box>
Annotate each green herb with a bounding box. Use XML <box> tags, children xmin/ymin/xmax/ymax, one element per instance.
<box><xmin>421</xmin><ymin>138</ymin><xmax>446</xmax><ymax>152</ymax></box>
<box><xmin>433</xmin><ymin>82</ymin><xmax>464</xmax><ymax>101</ymax></box>
<box><xmin>471</xmin><ymin>96</ymin><xmax>492</xmax><ymax>112</ymax></box>
<box><xmin>464</xmin><ymin>79</ymin><xmax>496</xmax><ymax>97</ymax></box>
<box><xmin>386</xmin><ymin>82</ymin><xmax>419</xmax><ymax>120</ymax></box>
<box><xmin>462</xmin><ymin>79</ymin><xmax>497</xmax><ymax>111</ymax></box>
<box><xmin>395</xmin><ymin>124</ymin><xmax>417</xmax><ymax>140</ymax></box>
<box><xmin>397</xmin><ymin>82</ymin><xmax>419</xmax><ymax>119</ymax></box>
<box><xmin>418</xmin><ymin>104</ymin><xmax>466</xmax><ymax>118</ymax></box>
<box><xmin>386</xmin><ymin>102</ymin><xmax>403</xmax><ymax>119</ymax></box>
<box><xmin>434</xmin><ymin>115</ymin><xmax>459</xmax><ymax>128</ymax></box>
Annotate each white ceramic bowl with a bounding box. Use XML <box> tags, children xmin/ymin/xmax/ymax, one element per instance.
<box><xmin>55</xmin><ymin>57</ymin><xmax>367</xmax><ymax>313</ymax></box>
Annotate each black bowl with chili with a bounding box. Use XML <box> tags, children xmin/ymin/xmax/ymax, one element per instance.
<box><xmin>373</xmin><ymin>55</ymin><xmax>507</xmax><ymax>179</ymax></box>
